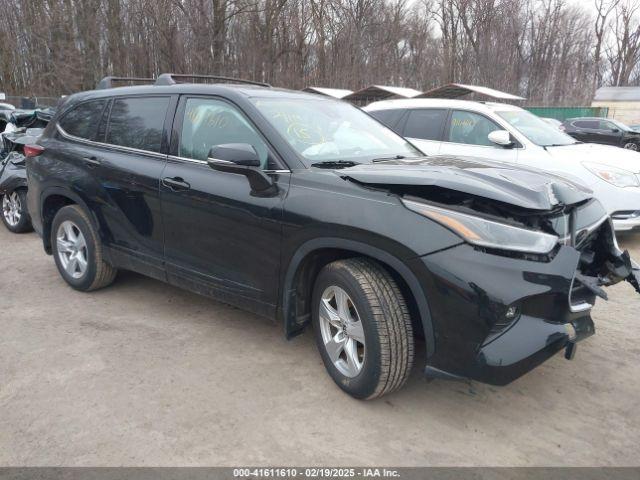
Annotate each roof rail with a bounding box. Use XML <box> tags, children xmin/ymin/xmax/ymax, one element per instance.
<box><xmin>155</xmin><ymin>73</ymin><xmax>270</xmax><ymax>88</ymax></box>
<box><xmin>96</xmin><ymin>76</ymin><xmax>155</xmax><ymax>90</ymax></box>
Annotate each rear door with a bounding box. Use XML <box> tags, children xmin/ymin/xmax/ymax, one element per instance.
<box><xmin>438</xmin><ymin>109</ymin><xmax>519</xmax><ymax>164</ymax></box>
<box><xmin>160</xmin><ymin>95</ymin><xmax>289</xmax><ymax>315</ymax></box>
<box><xmin>94</xmin><ymin>95</ymin><xmax>174</xmax><ymax>277</ymax></box>
<box><xmin>570</xmin><ymin>120</ymin><xmax>600</xmax><ymax>143</ymax></box>
<box><xmin>400</xmin><ymin>108</ymin><xmax>447</xmax><ymax>155</ymax></box>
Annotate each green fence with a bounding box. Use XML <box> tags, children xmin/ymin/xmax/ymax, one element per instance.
<box><xmin>525</xmin><ymin>107</ymin><xmax>609</xmax><ymax>121</ymax></box>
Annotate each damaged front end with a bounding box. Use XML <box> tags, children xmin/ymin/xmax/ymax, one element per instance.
<box><xmin>339</xmin><ymin>156</ymin><xmax>640</xmax><ymax>384</ymax></box>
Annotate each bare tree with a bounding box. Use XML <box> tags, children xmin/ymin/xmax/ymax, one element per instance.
<box><xmin>0</xmin><ymin>0</ymin><xmax>638</xmax><ymax>105</ymax></box>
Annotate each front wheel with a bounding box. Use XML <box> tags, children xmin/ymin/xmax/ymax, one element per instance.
<box><xmin>312</xmin><ymin>258</ymin><xmax>414</xmax><ymax>399</ymax></box>
<box><xmin>1</xmin><ymin>189</ymin><xmax>32</xmax><ymax>233</ymax></box>
<box><xmin>623</xmin><ymin>142</ymin><xmax>639</xmax><ymax>151</ymax></box>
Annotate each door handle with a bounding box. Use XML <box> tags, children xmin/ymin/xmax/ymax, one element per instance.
<box><xmin>82</xmin><ymin>156</ymin><xmax>102</xmax><ymax>168</ymax></box>
<box><xmin>162</xmin><ymin>176</ymin><xmax>191</xmax><ymax>191</ymax></box>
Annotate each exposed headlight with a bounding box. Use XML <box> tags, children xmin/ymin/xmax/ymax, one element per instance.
<box><xmin>402</xmin><ymin>199</ymin><xmax>558</xmax><ymax>254</ymax></box>
<box><xmin>583</xmin><ymin>162</ymin><xmax>640</xmax><ymax>188</ymax></box>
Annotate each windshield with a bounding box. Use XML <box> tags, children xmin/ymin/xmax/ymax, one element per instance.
<box><xmin>250</xmin><ymin>97</ymin><xmax>422</xmax><ymax>165</ymax></box>
<box><xmin>609</xmin><ymin>118</ymin><xmax>633</xmax><ymax>132</ymax></box>
<box><xmin>496</xmin><ymin>110</ymin><xmax>577</xmax><ymax>147</ymax></box>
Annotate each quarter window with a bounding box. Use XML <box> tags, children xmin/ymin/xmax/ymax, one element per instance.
<box><xmin>447</xmin><ymin>110</ymin><xmax>501</xmax><ymax>146</ymax></box>
<box><xmin>106</xmin><ymin>97</ymin><xmax>170</xmax><ymax>153</ymax></box>
<box><xmin>179</xmin><ymin>98</ymin><xmax>271</xmax><ymax>168</ymax></box>
<box><xmin>404</xmin><ymin>109</ymin><xmax>447</xmax><ymax>141</ymax></box>
<box><xmin>59</xmin><ymin>100</ymin><xmax>107</xmax><ymax>140</ymax></box>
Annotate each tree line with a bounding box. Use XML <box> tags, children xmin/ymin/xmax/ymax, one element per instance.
<box><xmin>0</xmin><ymin>0</ymin><xmax>639</xmax><ymax>106</ymax></box>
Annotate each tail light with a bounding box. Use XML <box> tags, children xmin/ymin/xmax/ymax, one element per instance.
<box><xmin>23</xmin><ymin>144</ymin><xmax>44</xmax><ymax>157</ymax></box>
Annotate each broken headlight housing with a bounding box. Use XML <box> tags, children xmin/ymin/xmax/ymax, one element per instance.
<box><xmin>402</xmin><ymin>199</ymin><xmax>558</xmax><ymax>255</ymax></box>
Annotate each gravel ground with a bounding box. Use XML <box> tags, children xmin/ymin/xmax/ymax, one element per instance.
<box><xmin>1</xmin><ymin>226</ymin><xmax>639</xmax><ymax>466</ymax></box>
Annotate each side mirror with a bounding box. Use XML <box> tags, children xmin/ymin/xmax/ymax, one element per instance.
<box><xmin>488</xmin><ymin>129</ymin><xmax>514</xmax><ymax>148</ymax></box>
<box><xmin>611</xmin><ymin>128</ymin><xmax>620</xmax><ymax>133</ymax></box>
<box><xmin>207</xmin><ymin>143</ymin><xmax>277</xmax><ymax>196</ymax></box>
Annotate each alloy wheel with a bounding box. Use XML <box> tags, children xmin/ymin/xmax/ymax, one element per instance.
<box><xmin>2</xmin><ymin>192</ymin><xmax>22</xmax><ymax>227</ymax></box>
<box><xmin>318</xmin><ymin>285</ymin><xmax>366</xmax><ymax>378</ymax></box>
<box><xmin>624</xmin><ymin>142</ymin><xmax>638</xmax><ymax>151</ymax></box>
<box><xmin>56</xmin><ymin>220</ymin><xmax>89</xmax><ymax>279</ymax></box>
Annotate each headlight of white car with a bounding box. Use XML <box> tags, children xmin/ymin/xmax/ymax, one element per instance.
<box><xmin>583</xmin><ymin>162</ymin><xmax>640</xmax><ymax>188</ymax></box>
<box><xmin>402</xmin><ymin>199</ymin><xmax>558</xmax><ymax>254</ymax></box>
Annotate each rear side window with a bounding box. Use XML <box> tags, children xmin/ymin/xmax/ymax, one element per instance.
<box><xmin>404</xmin><ymin>109</ymin><xmax>447</xmax><ymax>141</ymax></box>
<box><xmin>368</xmin><ymin>109</ymin><xmax>406</xmax><ymax>133</ymax></box>
<box><xmin>106</xmin><ymin>97</ymin><xmax>170</xmax><ymax>153</ymax></box>
<box><xmin>59</xmin><ymin>100</ymin><xmax>107</xmax><ymax>140</ymax></box>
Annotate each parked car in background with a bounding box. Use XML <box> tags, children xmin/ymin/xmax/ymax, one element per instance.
<box><xmin>0</xmin><ymin>128</ymin><xmax>44</xmax><ymax>232</ymax></box>
<box><xmin>541</xmin><ymin>117</ymin><xmax>563</xmax><ymax>129</ymax></box>
<box><xmin>0</xmin><ymin>128</ymin><xmax>43</xmax><ymax>233</ymax></box>
<box><xmin>365</xmin><ymin>99</ymin><xmax>640</xmax><ymax>232</ymax></box>
<box><xmin>25</xmin><ymin>75</ymin><xmax>640</xmax><ymax>399</ymax></box>
<box><xmin>560</xmin><ymin>117</ymin><xmax>640</xmax><ymax>151</ymax></box>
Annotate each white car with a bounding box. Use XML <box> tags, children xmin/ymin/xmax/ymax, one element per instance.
<box><xmin>364</xmin><ymin>99</ymin><xmax>640</xmax><ymax>232</ymax></box>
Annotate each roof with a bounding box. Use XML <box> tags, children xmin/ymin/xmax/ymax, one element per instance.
<box><xmin>302</xmin><ymin>87</ymin><xmax>353</xmax><ymax>99</ymax></box>
<box><xmin>58</xmin><ymin>83</ymin><xmax>322</xmax><ymax>114</ymax></box>
<box><xmin>363</xmin><ymin>98</ymin><xmax>524</xmax><ymax>114</ymax></box>
<box><xmin>594</xmin><ymin>86</ymin><xmax>640</xmax><ymax>102</ymax></box>
<box><xmin>344</xmin><ymin>85</ymin><xmax>422</xmax><ymax>102</ymax></box>
<box><xmin>416</xmin><ymin>83</ymin><xmax>525</xmax><ymax>100</ymax></box>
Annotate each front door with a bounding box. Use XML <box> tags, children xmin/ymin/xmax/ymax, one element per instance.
<box><xmin>438</xmin><ymin>110</ymin><xmax>519</xmax><ymax>164</ymax></box>
<box><xmin>160</xmin><ymin>96</ymin><xmax>289</xmax><ymax>316</ymax></box>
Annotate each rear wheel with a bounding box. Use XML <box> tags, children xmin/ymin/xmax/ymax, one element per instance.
<box><xmin>1</xmin><ymin>189</ymin><xmax>32</xmax><ymax>233</ymax></box>
<box><xmin>51</xmin><ymin>205</ymin><xmax>117</xmax><ymax>291</ymax></box>
<box><xmin>312</xmin><ymin>258</ymin><xmax>414</xmax><ymax>399</ymax></box>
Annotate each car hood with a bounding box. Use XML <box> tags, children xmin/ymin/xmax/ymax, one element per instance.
<box><xmin>339</xmin><ymin>156</ymin><xmax>592</xmax><ymax>211</ymax></box>
<box><xmin>546</xmin><ymin>142</ymin><xmax>640</xmax><ymax>173</ymax></box>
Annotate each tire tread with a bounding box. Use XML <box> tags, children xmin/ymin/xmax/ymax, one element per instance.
<box><xmin>326</xmin><ymin>258</ymin><xmax>414</xmax><ymax>399</ymax></box>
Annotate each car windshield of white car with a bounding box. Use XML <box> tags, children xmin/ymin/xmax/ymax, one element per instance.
<box><xmin>251</xmin><ymin>97</ymin><xmax>422</xmax><ymax>165</ymax></box>
<box><xmin>497</xmin><ymin>110</ymin><xmax>577</xmax><ymax>147</ymax></box>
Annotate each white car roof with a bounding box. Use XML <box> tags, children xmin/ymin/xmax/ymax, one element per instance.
<box><xmin>363</xmin><ymin>98</ymin><xmax>524</xmax><ymax>114</ymax></box>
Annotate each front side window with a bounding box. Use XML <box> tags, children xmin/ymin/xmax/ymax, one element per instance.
<box><xmin>178</xmin><ymin>98</ymin><xmax>272</xmax><ymax>168</ymax></box>
<box><xmin>447</xmin><ymin>110</ymin><xmax>500</xmax><ymax>146</ymax></box>
<box><xmin>250</xmin><ymin>97</ymin><xmax>421</xmax><ymax>165</ymax></box>
<box><xmin>496</xmin><ymin>110</ymin><xmax>577</xmax><ymax>146</ymax></box>
<box><xmin>573</xmin><ymin>120</ymin><xmax>599</xmax><ymax>129</ymax></box>
<box><xmin>59</xmin><ymin>99</ymin><xmax>107</xmax><ymax>140</ymax></box>
<box><xmin>404</xmin><ymin>109</ymin><xmax>447</xmax><ymax>141</ymax></box>
<box><xmin>106</xmin><ymin>97</ymin><xmax>170</xmax><ymax>153</ymax></box>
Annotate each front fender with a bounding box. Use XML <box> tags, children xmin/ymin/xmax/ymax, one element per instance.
<box><xmin>280</xmin><ymin>237</ymin><xmax>437</xmax><ymax>356</ymax></box>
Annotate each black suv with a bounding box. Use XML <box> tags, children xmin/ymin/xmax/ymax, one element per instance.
<box><xmin>561</xmin><ymin>117</ymin><xmax>640</xmax><ymax>151</ymax></box>
<box><xmin>26</xmin><ymin>74</ymin><xmax>640</xmax><ymax>399</ymax></box>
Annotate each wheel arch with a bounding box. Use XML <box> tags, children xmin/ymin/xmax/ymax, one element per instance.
<box><xmin>280</xmin><ymin>238</ymin><xmax>435</xmax><ymax>356</ymax></box>
<box><xmin>40</xmin><ymin>187</ymin><xmax>99</xmax><ymax>254</ymax></box>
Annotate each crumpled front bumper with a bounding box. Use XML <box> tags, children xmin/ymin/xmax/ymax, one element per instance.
<box><xmin>418</xmin><ymin>218</ymin><xmax>639</xmax><ymax>386</ymax></box>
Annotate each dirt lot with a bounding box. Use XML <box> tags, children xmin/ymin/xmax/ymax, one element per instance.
<box><xmin>1</xmin><ymin>226</ymin><xmax>639</xmax><ymax>467</ymax></box>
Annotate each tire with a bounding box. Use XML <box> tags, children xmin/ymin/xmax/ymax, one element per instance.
<box><xmin>311</xmin><ymin>258</ymin><xmax>414</xmax><ymax>399</ymax></box>
<box><xmin>623</xmin><ymin>142</ymin><xmax>639</xmax><ymax>151</ymax></box>
<box><xmin>1</xmin><ymin>189</ymin><xmax>32</xmax><ymax>233</ymax></box>
<box><xmin>51</xmin><ymin>204</ymin><xmax>117</xmax><ymax>291</ymax></box>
